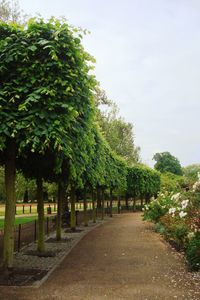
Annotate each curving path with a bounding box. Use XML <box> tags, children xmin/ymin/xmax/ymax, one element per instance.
<box><xmin>1</xmin><ymin>213</ymin><xmax>200</xmax><ymax>300</ymax></box>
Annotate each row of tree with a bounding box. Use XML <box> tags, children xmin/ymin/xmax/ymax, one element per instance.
<box><xmin>0</xmin><ymin>18</ymin><xmax>99</xmax><ymax>270</ymax></box>
<box><xmin>0</xmin><ymin>17</ymin><xmax>161</xmax><ymax>273</ymax></box>
<box><xmin>126</xmin><ymin>166</ymin><xmax>160</xmax><ymax>205</ymax></box>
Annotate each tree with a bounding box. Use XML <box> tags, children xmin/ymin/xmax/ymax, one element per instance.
<box><xmin>102</xmin><ymin>117</ymin><xmax>140</xmax><ymax>165</ymax></box>
<box><xmin>0</xmin><ymin>0</ymin><xmax>26</xmax><ymax>24</ymax></box>
<box><xmin>0</xmin><ymin>18</ymin><xmax>96</xmax><ymax>268</ymax></box>
<box><xmin>153</xmin><ymin>152</ymin><xmax>183</xmax><ymax>176</ymax></box>
<box><xmin>160</xmin><ymin>172</ymin><xmax>185</xmax><ymax>192</ymax></box>
<box><xmin>95</xmin><ymin>91</ymin><xmax>140</xmax><ymax>165</ymax></box>
<box><xmin>126</xmin><ymin>166</ymin><xmax>160</xmax><ymax>205</ymax></box>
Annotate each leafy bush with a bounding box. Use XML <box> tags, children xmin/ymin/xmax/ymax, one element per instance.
<box><xmin>160</xmin><ymin>172</ymin><xmax>185</xmax><ymax>192</ymax></box>
<box><xmin>171</xmin><ymin>223</ymin><xmax>189</xmax><ymax>249</ymax></box>
<box><xmin>143</xmin><ymin>191</ymin><xmax>176</xmax><ymax>222</ymax></box>
<box><xmin>144</xmin><ymin>201</ymin><xmax>167</xmax><ymax>222</ymax></box>
<box><xmin>143</xmin><ymin>180</ymin><xmax>200</xmax><ymax>272</ymax></box>
<box><xmin>159</xmin><ymin>214</ymin><xmax>188</xmax><ymax>249</ymax></box>
<box><xmin>154</xmin><ymin>222</ymin><xmax>166</xmax><ymax>234</ymax></box>
<box><xmin>186</xmin><ymin>235</ymin><xmax>200</xmax><ymax>271</ymax></box>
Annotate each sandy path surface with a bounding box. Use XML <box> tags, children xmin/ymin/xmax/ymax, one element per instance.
<box><xmin>0</xmin><ymin>213</ymin><xmax>199</xmax><ymax>300</ymax></box>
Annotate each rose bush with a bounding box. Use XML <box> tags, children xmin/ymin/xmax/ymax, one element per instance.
<box><xmin>143</xmin><ymin>176</ymin><xmax>200</xmax><ymax>271</ymax></box>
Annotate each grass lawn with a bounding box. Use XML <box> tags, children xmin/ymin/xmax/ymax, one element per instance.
<box><xmin>0</xmin><ymin>216</ymin><xmax>38</xmax><ymax>229</ymax></box>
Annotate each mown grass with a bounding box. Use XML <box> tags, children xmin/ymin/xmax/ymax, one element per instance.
<box><xmin>0</xmin><ymin>216</ymin><xmax>38</xmax><ymax>229</ymax></box>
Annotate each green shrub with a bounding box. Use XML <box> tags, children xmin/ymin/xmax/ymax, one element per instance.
<box><xmin>171</xmin><ymin>223</ymin><xmax>189</xmax><ymax>249</ymax></box>
<box><xmin>154</xmin><ymin>222</ymin><xmax>166</xmax><ymax>234</ymax></box>
<box><xmin>143</xmin><ymin>192</ymin><xmax>176</xmax><ymax>223</ymax></box>
<box><xmin>160</xmin><ymin>172</ymin><xmax>185</xmax><ymax>192</ymax></box>
<box><xmin>186</xmin><ymin>235</ymin><xmax>200</xmax><ymax>271</ymax></box>
<box><xmin>144</xmin><ymin>202</ymin><xmax>167</xmax><ymax>222</ymax></box>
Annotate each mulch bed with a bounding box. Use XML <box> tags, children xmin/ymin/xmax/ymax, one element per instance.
<box><xmin>65</xmin><ymin>228</ymin><xmax>83</xmax><ymax>233</ymax></box>
<box><xmin>46</xmin><ymin>237</ymin><xmax>73</xmax><ymax>243</ymax></box>
<box><xmin>25</xmin><ymin>250</ymin><xmax>56</xmax><ymax>257</ymax></box>
<box><xmin>0</xmin><ymin>267</ymin><xmax>47</xmax><ymax>286</ymax></box>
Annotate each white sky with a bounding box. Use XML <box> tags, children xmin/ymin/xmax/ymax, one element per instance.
<box><xmin>18</xmin><ymin>0</ymin><xmax>200</xmax><ymax>167</ymax></box>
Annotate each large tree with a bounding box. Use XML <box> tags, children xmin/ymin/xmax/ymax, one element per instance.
<box><xmin>153</xmin><ymin>152</ymin><xmax>183</xmax><ymax>176</ymax></box>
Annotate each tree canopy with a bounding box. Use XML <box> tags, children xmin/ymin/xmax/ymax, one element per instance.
<box><xmin>0</xmin><ymin>18</ymin><xmax>96</xmax><ymax>267</ymax></box>
<box><xmin>0</xmin><ymin>0</ymin><xmax>26</xmax><ymax>24</ymax></box>
<box><xmin>153</xmin><ymin>152</ymin><xmax>183</xmax><ymax>176</ymax></box>
<box><xmin>126</xmin><ymin>166</ymin><xmax>160</xmax><ymax>200</ymax></box>
<box><xmin>95</xmin><ymin>88</ymin><xmax>140</xmax><ymax>165</ymax></box>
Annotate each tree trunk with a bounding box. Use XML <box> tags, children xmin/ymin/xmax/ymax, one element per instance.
<box><xmin>62</xmin><ymin>186</ymin><xmax>69</xmax><ymax>214</ymax></box>
<box><xmin>125</xmin><ymin>194</ymin><xmax>129</xmax><ymax>210</ymax></box>
<box><xmin>92</xmin><ymin>189</ymin><xmax>96</xmax><ymax>223</ymax></box>
<box><xmin>97</xmin><ymin>186</ymin><xmax>101</xmax><ymax>209</ymax></box>
<box><xmin>83</xmin><ymin>188</ymin><xmax>88</xmax><ymax>226</ymax></box>
<box><xmin>56</xmin><ymin>182</ymin><xmax>65</xmax><ymax>241</ymax></box>
<box><xmin>118</xmin><ymin>195</ymin><xmax>121</xmax><ymax>214</ymax></box>
<box><xmin>133</xmin><ymin>198</ymin><xmax>136</xmax><ymax>212</ymax></box>
<box><xmin>145</xmin><ymin>194</ymin><xmax>150</xmax><ymax>204</ymax></box>
<box><xmin>37</xmin><ymin>177</ymin><xmax>45</xmax><ymax>253</ymax></box>
<box><xmin>109</xmin><ymin>188</ymin><xmax>113</xmax><ymax>217</ymax></box>
<box><xmin>70</xmin><ymin>186</ymin><xmax>76</xmax><ymax>231</ymax></box>
<box><xmin>3</xmin><ymin>139</ymin><xmax>16</xmax><ymax>270</ymax></box>
<box><xmin>101</xmin><ymin>188</ymin><xmax>105</xmax><ymax>220</ymax></box>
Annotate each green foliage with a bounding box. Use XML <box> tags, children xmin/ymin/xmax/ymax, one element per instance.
<box><xmin>154</xmin><ymin>222</ymin><xmax>166</xmax><ymax>235</ymax></box>
<box><xmin>127</xmin><ymin>165</ymin><xmax>160</xmax><ymax>200</ymax></box>
<box><xmin>15</xmin><ymin>171</ymin><xmax>36</xmax><ymax>201</ymax></box>
<box><xmin>160</xmin><ymin>172</ymin><xmax>185</xmax><ymax>192</ymax></box>
<box><xmin>0</xmin><ymin>18</ymin><xmax>97</xmax><ymax>266</ymax></box>
<box><xmin>186</xmin><ymin>234</ymin><xmax>200</xmax><ymax>271</ymax></box>
<box><xmin>153</xmin><ymin>152</ymin><xmax>183</xmax><ymax>175</ymax></box>
<box><xmin>0</xmin><ymin>166</ymin><xmax>36</xmax><ymax>202</ymax></box>
<box><xmin>183</xmin><ymin>164</ymin><xmax>200</xmax><ymax>186</ymax></box>
<box><xmin>77</xmin><ymin>123</ymin><xmax>127</xmax><ymax>194</ymax></box>
<box><xmin>143</xmin><ymin>192</ymin><xmax>174</xmax><ymax>222</ymax></box>
<box><xmin>43</xmin><ymin>182</ymin><xmax>57</xmax><ymax>202</ymax></box>
<box><xmin>95</xmin><ymin>89</ymin><xmax>140</xmax><ymax>165</ymax></box>
<box><xmin>144</xmin><ymin>173</ymin><xmax>200</xmax><ymax>271</ymax></box>
<box><xmin>94</xmin><ymin>85</ymin><xmax>112</xmax><ymax>106</ymax></box>
<box><xmin>105</xmin><ymin>150</ymin><xmax>127</xmax><ymax>193</ymax></box>
<box><xmin>0</xmin><ymin>19</ymin><xmax>95</xmax><ymax>158</ymax></box>
<box><xmin>171</xmin><ymin>222</ymin><xmax>189</xmax><ymax>249</ymax></box>
<box><xmin>144</xmin><ymin>202</ymin><xmax>166</xmax><ymax>223</ymax></box>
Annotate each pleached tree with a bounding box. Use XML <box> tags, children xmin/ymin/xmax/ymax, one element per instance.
<box><xmin>0</xmin><ymin>18</ymin><xmax>96</xmax><ymax>269</ymax></box>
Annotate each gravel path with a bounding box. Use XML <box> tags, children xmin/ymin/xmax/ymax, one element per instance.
<box><xmin>0</xmin><ymin>213</ymin><xmax>200</xmax><ymax>300</ymax></box>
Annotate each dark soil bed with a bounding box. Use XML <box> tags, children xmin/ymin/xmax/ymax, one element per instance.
<box><xmin>46</xmin><ymin>237</ymin><xmax>73</xmax><ymax>243</ymax></box>
<box><xmin>65</xmin><ymin>228</ymin><xmax>83</xmax><ymax>233</ymax></box>
<box><xmin>25</xmin><ymin>250</ymin><xmax>56</xmax><ymax>257</ymax></box>
<box><xmin>0</xmin><ymin>267</ymin><xmax>47</xmax><ymax>286</ymax></box>
<box><xmin>166</xmin><ymin>238</ymin><xmax>185</xmax><ymax>252</ymax></box>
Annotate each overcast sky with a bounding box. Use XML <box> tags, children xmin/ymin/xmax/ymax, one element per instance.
<box><xmin>18</xmin><ymin>0</ymin><xmax>200</xmax><ymax>167</ymax></box>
